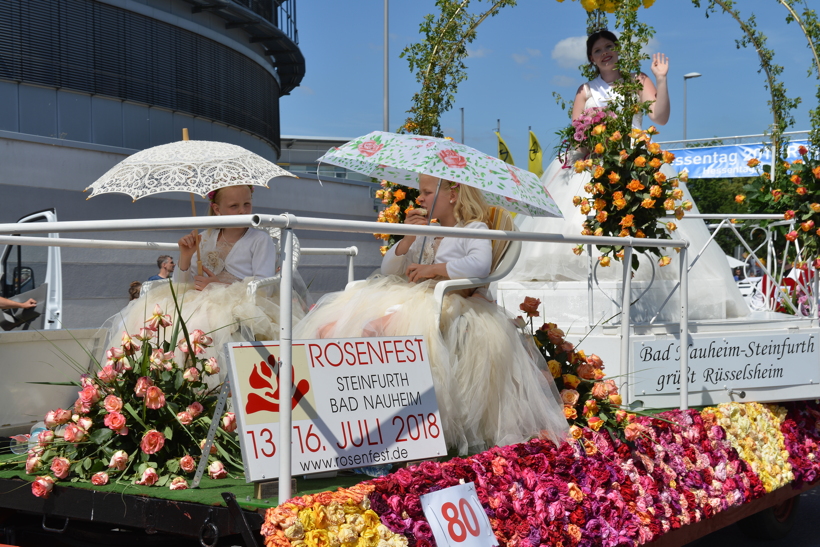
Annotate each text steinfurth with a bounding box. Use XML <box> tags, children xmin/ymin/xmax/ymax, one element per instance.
<box><xmin>638</xmin><ymin>337</ymin><xmax>815</xmax><ymax>363</ymax></box>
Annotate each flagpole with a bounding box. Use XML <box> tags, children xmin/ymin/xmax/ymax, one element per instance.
<box><xmin>383</xmin><ymin>0</ymin><xmax>389</xmax><ymax>132</ymax></box>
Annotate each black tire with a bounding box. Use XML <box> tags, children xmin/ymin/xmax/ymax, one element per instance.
<box><xmin>736</xmin><ymin>494</ymin><xmax>800</xmax><ymax>540</ymax></box>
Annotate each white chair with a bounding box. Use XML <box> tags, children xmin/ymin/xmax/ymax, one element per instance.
<box><xmin>247</xmin><ymin>227</ymin><xmax>302</xmax><ymax>298</ymax></box>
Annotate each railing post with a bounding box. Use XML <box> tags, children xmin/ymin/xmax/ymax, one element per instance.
<box><xmin>619</xmin><ymin>246</ymin><xmax>633</xmax><ymax>405</ymax></box>
<box><xmin>347</xmin><ymin>246</ymin><xmax>358</xmax><ymax>284</ymax></box>
<box><xmin>278</xmin><ymin>224</ymin><xmax>294</xmax><ymax>503</ymax></box>
<box><xmin>587</xmin><ymin>244</ymin><xmax>594</xmax><ymax>329</ymax></box>
<box><xmin>679</xmin><ymin>247</ymin><xmax>689</xmax><ymax>410</ymax></box>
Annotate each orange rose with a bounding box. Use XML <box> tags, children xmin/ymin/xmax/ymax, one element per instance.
<box><xmin>572</xmin><ymin>196</ymin><xmax>582</xmax><ymax>206</ymax></box>
<box><xmin>735</xmin><ymin>195</ymin><xmax>746</xmax><ymax>204</ymax></box>
<box><xmin>811</xmin><ymin>203</ymin><xmax>820</xmax><ymax>213</ymax></box>
<box><xmin>596</xmin><ymin>210</ymin><xmax>608</xmax><ymax>223</ymax></box>
<box><xmin>574</xmin><ymin>160</ymin><xmax>586</xmax><ymax>173</ymax></box>
<box><xmin>595</xmin><ymin>182</ymin><xmax>606</xmax><ymax>194</ymax></box>
<box><xmin>613</xmin><ymin>197</ymin><xmax>627</xmax><ymax>210</ymax></box>
<box><xmin>588</xmin><ymin>417</ymin><xmax>604</xmax><ymax>431</ymax></box>
<box><xmin>672</xmin><ymin>188</ymin><xmax>684</xmax><ymax>200</ymax></box>
<box><xmin>635</xmin><ymin>230</ymin><xmax>646</xmax><ymax>238</ymax></box>
<box><xmin>580</xmin><ymin>200</ymin><xmax>591</xmax><ymax>215</ymax></box>
<box><xmin>633</xmin><ymin>156</ymin><xmax>647</xmax><ymax>167</ymax></box>
<box><xmin>563</xmin><ymin>406</ymin><xmax>578</xmax><ymax>420</ymax></box>
<box><xmin>599</xmin><ymin>256</ymin><xmax>611</xmax><ymax>267</ymax></box>
<box><xmin>666</xmin><ymin>222</ymin><xmax>677</xmax><ymax>232</ymax></box>
<box><xmin>641</xmin><ymin>198</ymin><xmax>656</xmax><ymax>209</ymax></box>
<box><xmin>649</xmin><ymin>158</ymin><xmax>662</xmax><ymax>169</ymax></box>
<box><xmin>591</xmin><ymin>124</ymin><xmax>606</xmax><ymax>136</ymax></box>
<box><xmin>594</xmin><ymin>198</ymin><xmax>607</xmax><ymax>210</ymax></box>
<box><xmin>659</xmin><ymin>256</ymin><xmax>672</xmax><ymax>267</ymax></box>
<box><xmin>594</xmin><ymin>143</ymin><xmax>605</xmax><ymax>154</ymax></box>
<box><xmin>626</xmin><ymin>179</ymin><xmax>644</xmax><ymax>192</ymax></box>
<box><xmin>548</xmin><ymin>359</ymin><xmax>562</xmax><ymax>378</ymax></box>
<box><xmin>519</xmin><ymin>296</ymin><xmax>541</xmax><ymax>317</ymax></box>
<box><xmin>572</xmin><ymin>245</ymin><xmax>584</xmax><ymax>256</ymax></box>
<box><xmin>675</xmin><ymin>207</ymin><xmax>685</xmax><ymax>220</ymax></box>
<box><xmin>393</xmin><ymin>189</ymin><xmax>406</xmax><ymax>201</ymax></box>
<box><xmin>784</xmin><ymin>210</ymin><xmax>796</xmax><ymax>220</ymax></box>
<box><xmin>649</xmin><ymin>185</ymin><xmax>662</xmax><ymax>198</ymax></box>
<box><xmin>663</xmin><ymin>198</ymin><xmax>675</xmax><ymax>210</ymax></box>
<box><xmin>569</xmin><ymin>425</ymin><xmax>583</xmax><ymax>439</ymax></box>
<box><xmin>797</xmin><ymin>187</ymin><xmax>808</xmax><ymax>195</ymax></box>
<box><xmin>609</xmin><ymin>393</ymin><xmax>623</xmax><ymax>406</ymax></box>
<box><xmin>593</xmin><ymin>166</ymin><xmax>606</xmax><ymax>179</ymax></box>
<box><xmin>801</xmin><ymin>220</ymin><xmax>815</xmax><ymax>232</ymax></box>
<box><xmin>620</xmin><ymin>214</ymin><xmax>635</xmax><ymax>228</ymax></box>
<box><xmin>615</xmin><ymin>249</ymin><xmax>624</xmax><ymax>259</ymax></box>
<box><xmin>772</xmin><ymin>189</ymin><xmax>783</xmax><ymax>202</ymax></box>
<box><xmin>813</xmin><ymin>166</ymin><xmax>820</xmax><ymax>179</ymax></box>
<box><xmin>594</xmin><ymin>227</ymin><xmax>603</xmax><ymax>236</ymax></box>
<box><xmin>618</xmin><ymin>229</ymin><xmax>630</xmax><ymax>237</ymax></box>
<box><xmin>785</xmin><ymin>230</ymin><xmax>798</xmax><ymax>242</ymax></box>
<box><xmin>563</xmin><ymin>374</ymin><xmax>581</xmax><ymax>389</ymax></box>
<box><xmin>609</xmin><ymin>131</ymin><xmax>622</xmax><ymax>141</ymax></box>
<box><xmin>682</xmin><ymin>200</ymin><xmax>693</xmax><ymax>211</ymax></box>
<box><xmin>747</xmin><ymin>158</ymin><xmax>760</xmax><ymax>167</ymax></box>
<box><xmin>608</xmin><ymin>171</ymin><xmax>621</xmax><ymax>184</ymax></box>
<box><xmin>647</xmin><ymin>142</ymin><xmax>661</xmax><ymax>154</ymax></box>
<box><xmin>583</xmin><ymin>399</ymin><xmax>599</xmax><ymax>417</ymax></box>
<box><xmin>653</xmin><ymin>171</ymin><xmax>667</xmax><ymax>183</ymax></box>
<box><xmin>662</xmin><ymin>151</ymin><xmax>675</xmax><ymax>163</ymax></box>
<box><xmin>619</xmin><ymin>149</ymin><xmax>629</xmax><ymax>162</ymax></box>
<box><xmin>791</xmin><ymin>175</ymin><xmax>802</xmax><ymax>185</ymax></box>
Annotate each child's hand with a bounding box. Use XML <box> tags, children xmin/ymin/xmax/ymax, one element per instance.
<box><xmin>178</xmin><ymin>231</ymin><xmax>201</xmax><ymax>257</ymax></box>
<box><xmin>405</xmin><ymin>209</ymin><xmax>428</xmax><ymax>226</ymax></box>
<box><xmin>193</xmin><ymin>266</ymin><xmax>217</xmax><ymax>291</ymax></box>
<box><xmin>406</xmin><ymin>263</ymin><xmax>440</xmax><ymax>282</ymax></box>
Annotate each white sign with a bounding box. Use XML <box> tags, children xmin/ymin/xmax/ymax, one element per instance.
<box><xmin>227</xmin><ymin>337</ymin><xmax>447</xmax><ymax>482</ymax></box>
<box><xmin>632</xmin><ymin>331</ymin><xmax>820</xmax><ymax>395</ymax></box>
<box><xmin>421</xmin><ymin>483</ymin><xmax>498</xmax><ymax>547</ymax></box>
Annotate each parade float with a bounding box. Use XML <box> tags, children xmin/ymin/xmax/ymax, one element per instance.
<box><xmin>2</xmin><ymin>1</ymin><xmax>820</xmax><ymax>546</ymax></box>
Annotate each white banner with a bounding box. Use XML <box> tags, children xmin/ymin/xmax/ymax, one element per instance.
<box><xmin>227</xmin><ymin>337</ymin><xmax>446</xmax><ymax>482</ymax></box>
<box><xmin>632</xmin><ymin>331</ymin><xmax>820</xmax><ymax>395</ymax></box>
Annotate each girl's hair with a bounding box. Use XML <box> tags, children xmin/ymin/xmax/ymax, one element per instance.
<box><xmin>451</xmin><ymin>182</ymin><xmax>490</xmax><ymax>225</ymax></box>
<box><xmin>128</xmin><ymin>281</ymin><xmax>142</xmax><ymax>301</ymax></box>
<box><xmin>207</xmin><ymin>185</ymin><xmax>254</xmax><ymax>216</ymax></box>
<box><xmin>586</xmin><ymin>29</ymin><xmax>619</xmax><ymax>68</ymax></box>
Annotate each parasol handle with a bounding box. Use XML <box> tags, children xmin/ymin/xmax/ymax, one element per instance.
<box><xmin>183</xmin><ymin>127</ymin><xmax>203</xmax><ymax>276</ymax></box>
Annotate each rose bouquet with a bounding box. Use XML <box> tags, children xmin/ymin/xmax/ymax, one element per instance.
<box><xmin>374</xmin><ymin>180</ymin><xmax>420</xmax><ymax>255</ymax></box>
<box><xmin>517</xmin><ymin>297</ymin><xmax>628</xmax><ymax>437</ymax></box>
<box><xmin>12</xmin><ymin>292</ymin><xmax>241</xmax><ymax>497</ymax></box>
<box><xmin>565</xmin><ymin>108</ymin><xmax>687</xmax><ymax>269</ymax></box>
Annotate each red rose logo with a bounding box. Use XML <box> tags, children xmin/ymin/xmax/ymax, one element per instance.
<box><xmin>245</xmin><ymin>355</ymin><xmax>310</xmax><ymax>415</ymax></box>
<box><xmin>439</xmin><ymin>150</ymin><xmax>467</xmax><ymax>169</ymax></box>
<box><xmin>357</xmin><ymin>140</ymin><xmax>383</xmax><ymax>157</ymax></box>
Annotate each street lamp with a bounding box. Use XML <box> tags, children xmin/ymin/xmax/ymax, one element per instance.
<box><xmin>683</xmin><ymin>72</ymin><xmax>701</xmax><ymax>141</ymax></box>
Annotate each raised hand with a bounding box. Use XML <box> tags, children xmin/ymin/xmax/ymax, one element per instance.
<box><xmin>404</xmin><ymin>208</ymin><xmax>429</xmax><ymax>226</ymax></box>
<box><xmin>193</xmin><ymin>266</ymin><xmax>217</xmax><ymax>291</ymax></box>
<box><xmin>650</xmin><ymin>53</ymin><xmax>669</xmax><ymax>80</ymax></box>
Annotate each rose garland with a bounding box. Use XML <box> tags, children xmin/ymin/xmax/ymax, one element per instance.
<box><xmin>567</xmin><ymin>114</ymin><xmax>688</xmax><ymax>269</ymax></box>
<box><xmin>8</xmin><ymin>299</ymin><xmax>241</xmax><ymax>497</ymax></box>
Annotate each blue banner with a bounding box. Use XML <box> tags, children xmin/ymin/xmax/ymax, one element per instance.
<box><xmin>667</xmin><ymin>140</ymin><xmax>809</xmax><ymax>179</ymax></box>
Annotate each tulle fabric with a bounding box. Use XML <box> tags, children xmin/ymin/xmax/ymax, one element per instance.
<box><xmin>98</xmin><ymin>278</ymin><xmax>307</xmax><ymax>389</ymax></box>
<box><xmin>506</xmin><ymin>151</ymin><xmax>749</xmax><ymax>321</ymax></box>
<box><xmin>294</xmin><ymin>275</ymin><xmax>569</xmax><ymax>455</ymax></box>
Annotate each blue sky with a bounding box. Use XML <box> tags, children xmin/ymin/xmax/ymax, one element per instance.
<box><xmin>280</xmin><ymin>1</ymin><xmax>818</xmax><ymax>162</ymax></box>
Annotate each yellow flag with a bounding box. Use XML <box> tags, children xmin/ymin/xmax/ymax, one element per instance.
<box><xmin>495</xmin><ymin>132</ymin><xmax>515</xmax><ymax>166</ymax></box>
<box><xmin>528</xmin><ymin>130</ymin><xmax>544</xmax><ymax>178</ymax></box>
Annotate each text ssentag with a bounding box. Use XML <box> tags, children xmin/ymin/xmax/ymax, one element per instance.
<box><xmin>421</xmin><ymin>483</ymin><xmax>497</xmax><ymax>547</ymax></box>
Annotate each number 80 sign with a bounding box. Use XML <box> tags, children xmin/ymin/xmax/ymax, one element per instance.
<box><xmin>421</xmin><ymin>483</ymin><xmax>498</xmax><ymax>547</ymax></box>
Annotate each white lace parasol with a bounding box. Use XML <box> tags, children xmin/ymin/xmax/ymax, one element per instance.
<box><xmin>84</xmin><ymin>140</ymin><xmax>296</xmax><ymax>200</ymax></box>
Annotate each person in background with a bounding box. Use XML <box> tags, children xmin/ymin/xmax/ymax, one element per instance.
<box><xmin>147</xmin><ymin>255</ymin><xmax>175</xmax><ymax>281</ymax></box>
<box><xmin>0</xmin><ymin>296</ymin><xmax>36</xmax><ymax>309</ymax></box>
<box><xmin>128</xmin><ymin>281</ymin><xmax>142</xmax><ymax>301</ymax></box>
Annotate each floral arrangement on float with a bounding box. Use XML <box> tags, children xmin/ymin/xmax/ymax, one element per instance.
<box><xmin>559</xmin><ymin>108</ymin><xmax>689</xmax><ymax>269</ymax></box>
<box><xmin>518</xmin><ymin>297</ymin><xmax>626</xmax><ymax>437</ymax></box>
<box><xmin>374</xmin><ymin>180</ymin><xmax>420</xmax><ymax>255</ymax></box>
<box><xmin>738</xmin><ymin>145</ymin><xmax>820</xmax><ymax>261</ymax></box>
<box><xmin>261</xmin><ymin>400</ymin><xmax>820</xmax><ymax>547</ymax></box>
<box><xmin>2</xmin><ymin>294</ymin><xmax>241</xmax><ymax>498</ymax></box>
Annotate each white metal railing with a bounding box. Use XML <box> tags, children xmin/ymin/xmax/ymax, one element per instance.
<box><xmin>0</xmin><ymin>213</ymin><xmax>691</xmax><ymax>502</ymax></box>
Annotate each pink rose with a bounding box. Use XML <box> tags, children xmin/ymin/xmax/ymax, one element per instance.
<box><xmin>31</xmin><ymin>476</ymin><xmax>54</xmax><ymax>499</ymax></box>
<box><xmin>140</xmin><ymin>430</ymin><xmax>166</xmax><ymax>455</ymax></box>
<box><xmin>50</xmin><ymin>456</ymin><xmax>70</xmax><ymax>479</ymax></box>
<box><xmin>169</xmin><ymin>477</ymin><xmax>189</xmax><ymax>490</ymax></box>
<box><xmin>576</xmin><ymin>363</ymin><xmax>596</xmax><ymax>380</ymax></box>
<box><xmin>78</xmin><ymin>385</ymin><xmax>100</xmax><ymax>405</ymax></box>
<box><xmin>45</xmin><ymin>408</ymin><xmax>71</xmax><ymax>428</ymax></box>
<box><xmin>438</xmin><ymin>149</ymin><xmax>467</xmax><ymax>169</ymax></box>
<box><xmin>150</xmin><ymin>349</ymin><xmax>175</xmax><ymax>371</ymax></box>
<box><xmin>108</xmin><ymin>450</ymin><xmax>128</xmax><ymax>471</ymax></box>
<box><xmin>200</xmin><ymin>439</ymin><xmax>218</xmax><ymax>455</ymax></box>
<box><xmin>44</xmin><ymin>410</ymin><xmax>58</xmax><ymax>428</ymax></box>
<box><xmin>208</xmin><ymin>461</ymin><xmax>227</xmax><ymax>479</ymax></box>
<box><xmin>79</xmin><ymin>374</ymin><xmax>94</xmax><ymax>388</ymax></box>
<box><xmin>177</xmin><ymin>411</ymin><xmax>193</xmax><ymax>425</ymax></box>
<box><xmin>136</xmin><ymin>467</ymin><xmax>158</xmax><ymax>486</ymax></box>
<box><xmin>77</xmin><ymin>416</ymin><xmax>93</xmax><ymax>432</ymax></box>
<box><xmin>586</xmin><ymin>354</ymin><xmax>604</xmax><ymax>368</ymax></box>
<box><xmin>591</xmin><ymin>382</ymin><xmax>609</xmax><ymax>400</ymax></box>
<box><xmin>145</xmin><ymin>386</ymin><xmax>166</xmax><ymax>410</ymax></box>
<box><xmin>187</xmin><ymin>402</ymin><xmax>204</xmax><ymax>418</ymax></box>
<box><xmin>180</xmin><ymin>455</ymin><xmax>196</xmax><ymax>473</ymax></box>
<box><xmin>91</xmin><ymin>471</ymin><xmax>109</xmax><ymax>486</ymax></box>
<box><xmin>104</xmin><ymin>395</ymin><xmax>123</xmax><ymax>414</ymax></box>
<box><xmin>624</xmin><ymin>423</ymin><xmax>646</xmax><ymax>442</ymax></box>
<box><xmin>220</xmin><ymin>412</ymin><xmax>237</xmax><ymax>433</ymax></box>
<box><xmin>183</xmin><ymin>367</ymin><xmax>200</xmax><ymax>383</ymax></box>
<box><xmin>38</xmin><ymin>430</ymin><xmax>54</xmax><ymax>446</ymax></box>
<box><xmin>104</xmin><ymin>411</ymin><xmax>128</xmax><ymax>433</ymax></box>
<box><xmin>73</xmin><ymin>398</ymin><xmax>91</xmax><ymax>415</ymax></box>
<box><xmin>560</xmin><ymin>389</ymin><xmax>580</xmax><ymax>406</ymax></box>
<box><xmin>97</xmin><ymin>364</ymin><xmax>118</xmax><ymax>383</ymax></box>
<box><xmin>357</xmin><ymin>140</ymin><xmax>384</xmax><ymax>157</ymax></box>
<box><xmin>204</xmin><ymin>357</ymin><xmax>220</xmax><ymax>376</ymax></box>
<box><xmin>134</xmin><ymin>376</ymin><xmax>154</xmax><ymax>397</ymax></box>
<box><xmin>145</xmin><ymin>304</ymin><xmax>172</xmax><ymax>331</ymax></box>
<box><xmin>25</xmin><ymin>453</ymin><xmax>41</xmax><ymax>474</ymax></box>
<box><xmin>121</xmin><ymin>331</ymin><xmax>140</xmax><ymax>355</ymax></box>
<box><xmin>63</xmin><ymin>423</ymin><xmax>86</xmax><ymax>443</ymax></box>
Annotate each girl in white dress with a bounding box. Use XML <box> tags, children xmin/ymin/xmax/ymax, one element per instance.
<box><xmin>507</xmin><ymin>31</ymin><xmax>747</xmax><ymax>321</ymax></box>
<box><xmin>295</xmin><ymin>175</ymin><xmax>569</xmax><ymax>455</ymax></box>
<box><xmin>101</xmin><ymin>185</ymin><xmax>307</xmax><ymax>384</ymax></box>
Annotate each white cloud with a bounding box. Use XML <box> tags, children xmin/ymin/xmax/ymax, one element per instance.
<box><xmin>512</xmin><ymin>53</ymin><xmax>529</xmax><ymax>65</ymax></box>
<box><xmin>551</xmin><ymin>36</ymin><xmax>587</xmax><ymax>69</ymax></box>
<box><xmin>297</xmin><ymin>85</ymin><xmax>315</xmax><ymax>95</ymax></box>
<box><xmin>641</xmin><ymin>37</ymin><xmax>660</xmax><ymax>57</ymax></box>
<box><xmin>551</xmin><ymin>75</ymin><xmax>577</xmax><ymax>88</ymax></box>
<box><xmin>467</xmin><ymin>46</ymin><xmax>492</xmax><ymax>58</ymax></box>
<box><xmin>526</xmin><ymin>48</ymin><xmax>542</xmax><ymax>58</ymax></box>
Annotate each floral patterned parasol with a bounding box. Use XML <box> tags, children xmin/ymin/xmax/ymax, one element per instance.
<box><xmin>318</xmin><ymin>131</ymin><xmax>563</xmax><ymax>217</ymax></box>
<box><xmin>84</xmin><ymin>140</ymin><xmax>296</xmax><ymax>201</ymax></box>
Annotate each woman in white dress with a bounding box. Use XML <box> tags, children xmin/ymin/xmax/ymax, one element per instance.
<box><xmin>100</xmin><ymin>185</ymin><xmax>307</xmax><ymax>385</ymax></box>
<box><xmin>507</xmin><ymin>30</ymin><xmax>747</xmax><ymax>321</ymax></box>
<box><xmin>295</xmin><ymin>175</ymin><xmax>569</xmax><ymax>455</ymax></box>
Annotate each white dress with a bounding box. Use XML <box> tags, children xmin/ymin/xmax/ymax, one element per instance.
<box><xmin>504</xmin><ymin>76</ymin><xmax>748</xmax><ymax>322</ymax></box>
<box><xmin>294</xmin><ymin>221</ymin><xmax>570</xmax><ymax>455</ymax></box>
<box><xmin>99</xmin><ymin>228</ymin><xmax>307</xmax><ymax>385</ymax></box>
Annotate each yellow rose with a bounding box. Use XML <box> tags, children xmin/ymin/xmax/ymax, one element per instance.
<box><xmin>672</xmin><ymin>188</ymin><xmax>684</xmax><ymax>200</ymax></box>
<box><xmin>588</xmin><ymin>416</ymin><xmax>605</xmax><ymax>431</ymax></box>
<box><xmin>569</xmin><ymin>425</ymin><xmax>583</xmax><ymax>439</ymax></box>
<box><xmin>599</xmin><ymin>256</ymin><xmax>611</xmax><ymax>267</ymax></box>
<box><xmin>594</xmin><ymin>143</ymin><xmax>605</xmax><ymax>154</ymax></box>
<box><xmin>548</xmin><ymin>359</ymin><xmax>562</xmax><ymax>378</ymax></box>
<box><xmin>609</xmin><ymin>131</ymin><xmax>622</xmax><ymax>141</ymax></box>
<box><xmin>609</xmin><ymin>393</ymin><xmax>622</xmax><ymax>405</ymax></box>
<box><xmin>659</xmin><ymin>256</ymin><xmax>671</xmax><ymax>267</ymax></box>
<box><xmin>666</xmin><ymin>222</ymin><xmax>677</xmax><ymax>232</ymax></box>
<box><xmin>564</xmin><ymin>405</ymin><xmax>578</xmax><ymax>419</ymax></box>
<box><xmin>591</xmin><ymin>124</ymin><xmax>606</xmax><ymax>136</ymax></box>
<box><xmin>574</xmin><ymin>160</ymin><xmax>586</xmax><ymax>173</ymax></box>
<box><xmin>678</xmin><ymin>171</ymin><xmax>689</xmax><ymax>182</ymax></box>
<box><xmin>572</xmin><ymin>245</ymin><xmax>584</xmax><ymax>256</ymax></box>
<box><xmin>572</xmin><ymin>195</ymin><xmax>582</xmax><ymax>206</ymax></box>
<box><xmin>563</xmin><ymin>374</ymin><xmax>581</xmax><ymax>389</ymax></box>
<box><xmin>580</xmin><ymin>201</ymin><xmax>591</xmax><ymax>215</ymax></box>
<box><xmin>593</xmin><ymin>166</ymin><xmax>605</xmax><ymax>179</ymax></box>
<box><xmin>663</xmin><ymin>198</ymin><xmax>675</xmax><ymax>211</ymax></box>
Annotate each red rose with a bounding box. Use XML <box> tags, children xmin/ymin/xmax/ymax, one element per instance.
<box><xmin>438</xmin><ymin>149</ymin><xmax>467</xmax><ymax>169</ymax></box>
<box><xmin>357</xmin><ymin>140</ymin><xmax>383</xmax><ymax>157</ymax></box>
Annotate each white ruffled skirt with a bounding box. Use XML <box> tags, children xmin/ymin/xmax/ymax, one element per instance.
<box><xmin>294</xmin><ymin>275</ymin><xmax>569</xmax><ymax>454</ymax></box>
